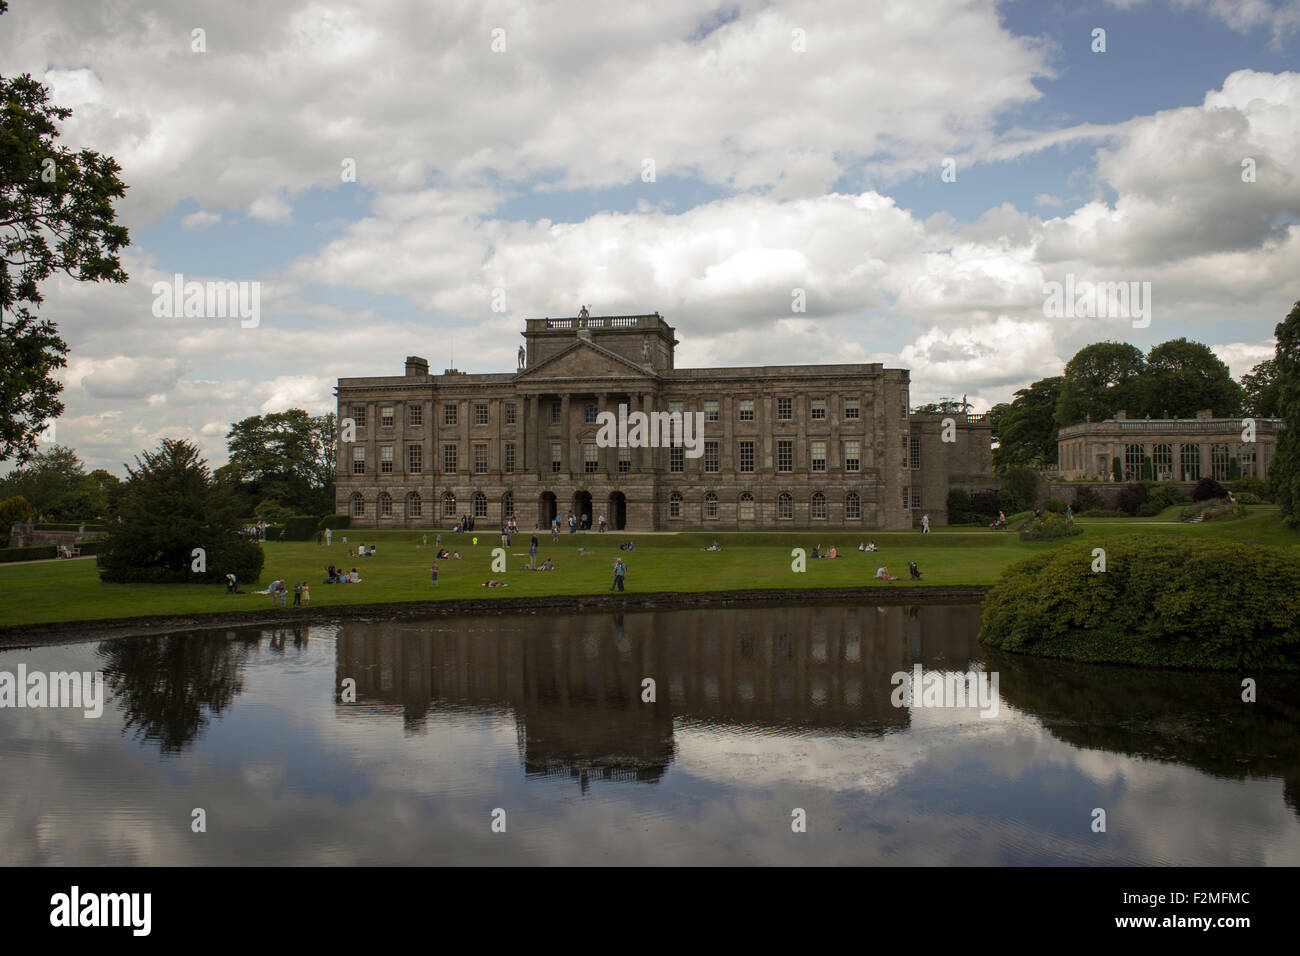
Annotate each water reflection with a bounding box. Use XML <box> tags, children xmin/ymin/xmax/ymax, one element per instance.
<box><xmin>4</xmin><ymin>605</ymin><xmax>1297</xmax><ymax>865</ymax></box>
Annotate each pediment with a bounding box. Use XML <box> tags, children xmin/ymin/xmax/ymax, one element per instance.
<box><xmin>519</xmin><ymin>340</ymin><xmax>656</xmax><ymax>382</ymax></box>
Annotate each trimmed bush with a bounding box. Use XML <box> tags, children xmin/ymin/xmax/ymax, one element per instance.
<box><xmin>1237</xmin><ymin>492</ymin><xmax>1262</xmax><ymax>505</ymax></box>
<box><xmin>0</xmin><ymin>545</ymin><xmax>57</xmax><ymax>563</ymax></box>
<box><xmin>1115</xmin><ymin>482</ymin><xmax>1148</xmax><ymax>516</ymax></box>
<box><xmin>1192</xmin><ymin>477</ymin><xmax>1229</xmax><ymax>502</ymax></box>
<box><xmin>1136</xmin><ymin>502</ymin><xmax>1162</xmax><ymax>517</ymax></box>
<box><xmin>1044</xmin><ymin>498</ymin><xmax>1067</xmax><ymax>513</ymax></box>
<box><xmin>317</xmin><ymin>514</ymin><xmax>351</xmax><ymax>531</ymax></box>
<box><xmin>980</xmin><ymin>537</ymin><xmax>1300</xmax><ymax>670</ymax></box>
<box><xmin>282</xmin><ymin>515</ymin><xmax>321</xmax><ymax>540</ymax></box>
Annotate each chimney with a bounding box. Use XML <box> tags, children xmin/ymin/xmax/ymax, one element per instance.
<box><xmin>1196</xmin><ymin>408</ymin><xmax>1213</xmax><ymax>420</ymax></box>
<box><xmin>405</xmin><ymin>356</ymin><xmax>429</xmax><ymax>377</ymax></box>
<box><xmin>1115</xmin><ymin>409</ymin><xmax>1126</xmax><ymax>421</ymax></box>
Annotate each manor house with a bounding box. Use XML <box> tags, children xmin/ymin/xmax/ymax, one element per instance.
<box><xmin>334</xmin><ymin>312</ymin><xmax>992</xmax><ymax>530</ymax></box>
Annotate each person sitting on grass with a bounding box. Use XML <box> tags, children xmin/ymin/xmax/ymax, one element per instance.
<box><xmin>811</xmin><ymin>544</ymin><xmax>820</xmax><ymax>559</ymax></box>
<box><xmin>828</xmin><ymin>546</ymin><xmax>838</xmax><ymax>558</ymax></box>
<box><xmin>537</xmin><ymin>558</ymin><xmax>554</xmax><ymax>571</ymax></box>
<box><xmin>909</xmin><ymin>561</ymin><xmax>922</xmax><ymax>581</ymax></box>
<box><xmin>482</xmin><ymin>580</ymin><xmax>509</xmax><ymax>587</ymax></box>
<box><xmin>875</xmin><ymin>565</ymin><xmax>898</xmax><ymax>581</ymax></box>
<box><xmin>865</xmin><ymin>540</ymin><xmax>878</xmax><ymax>552</ymax></box>
<box><xmin>347</xmin><ymin>568</ymin><xmax>361</xmax><ymax>583</ymax></box>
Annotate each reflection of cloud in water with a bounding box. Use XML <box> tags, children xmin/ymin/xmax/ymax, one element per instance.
<box><xmin>2</xmin><ymin>604</ymin><xmax>1299</xmax><ymax>866</ymax></box>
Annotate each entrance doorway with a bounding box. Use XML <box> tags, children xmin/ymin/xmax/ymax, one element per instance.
<box><xmin>573</xmin><ymin>490</ymin><xmax>593</xmax><ymax>529</ymax></box>
<box><xmin>608</xmin><ymin>492</ymin><xmax>627</xmax><ymax>531</ymax></box>
<box><xmin>538</xmin><ymin>492</ymin><xmax>557</xmax><ymax>529</ymax></box>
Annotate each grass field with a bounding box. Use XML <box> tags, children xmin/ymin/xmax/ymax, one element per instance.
<box><xmin>1</xmin><ymin>507</ymin><xmax>1295</xmax><ymax>630</ymax></box>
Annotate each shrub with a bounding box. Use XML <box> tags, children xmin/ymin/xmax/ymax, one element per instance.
<box><xmin>264</xmin><ymin>524</ymin><xmax>286</xmax><ymax>541</ymax></box>
<box><xmin>968</xmin><ymin>490</ymin><xmax>1001</xmax><ymax>518</ymax></box>
<box><xmin>1136</xmin><ymin>502</ymin><xmax>1162</xmax><ymax>517</ymax></box>
<box><xmin>1115</xmin><ymin>482</ymin><xmax>1148</xmax><ymax>516</ymax></box>
<box><xmin>282</xmin><ymin>515</ymin><xmax>320</xmax><ymax>540</ymax></box>
<box><xmin>1144</xmin><ymin>482</ymin><xmax>1186</xmax><ymax>511</ymax></box>
<box><xmin>1000</xmin><ymin>467</ymin><xmax>1039</xmax><ymax>513</ymax></box>
<box><xmin>1237</xmin><ymin>492</ymin><xmax>1262</xmax><ymax>505</ymax></box>
<box><xmin>1072</xmin><ymin>485</ymin><xmax>1106</xmax><ymax>512</ymax></box>
<box><xmin>946</xmin><ymin>489</ymin><xmax>972</xmax><ymax>523</ymax></box>
<box><xmin>1141</xmin><ymin>455</ymin><xmax>1154</xmax><ymax>481</ymax></box>
<box><xmin>1018</xmin><ymin>512</ymin><xmax>1083</xmax><ymax>540</ymax></box>
<box><xmin>980</xmin><ymin>537</ymin><xmax>1300</xmax><ymax>670</ymax></box>
<box><xmin>1233</xmin><ymin>475</ymin><xmax>1267</xmax><ymax>498</ymax></box>
<box><xmin>317</xmin><ymin>514</ymin><xmax>351</xmax><ymax>531</ymax></box>
<box><xmin>1043</xmin><ymin>497</ymin><xmax>1067</xmax><ymax>513</ymax></box>
<box><xmin>0</xmin><ymin>545</ymin><xmax>57</xmax><ymax>563</ymax></box>
<box><xmin>1192</xmin><ymin>477</ymin><xmax>1229</xmax><ymax>502</ymax></box>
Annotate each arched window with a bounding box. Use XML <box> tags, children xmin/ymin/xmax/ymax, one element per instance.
<box><xmin>473</xmin><ymin>492</ymin><xmax>488</xmax><ymax>518</ymax></box>
<box><xmin>378</xmin><ymin>492</ymin><xmax>392</xmax><ymax>518</ymax></box>
<box><xmin>442</xmin><ymin>491</ymin><xmax>456</xmax><ymax>518</ymax></box>
<box><xmin>351</xmin><ymin>493</ymin><xmax>365</xmax><ymax>518</ymax></box>
<box><xmin>845</xmin><ymin>492</ymin><xmax>861</xmax><ymax>520</ymax></box>
<box><xmin>811</xmin><ymin>492</ymin><xmax>827</xmax><ymax>519</ymax></box>
<box><xmin>1152</xmin><ymin>444</ymin><xmax>1172</xmax><ymax>479</ymax></box>
<box><xmin>704</xmin><ymin>491</ymin><xmax>718</xmax><ymax>519</ymax></box>
<box><xmin>777</xmin><ymin>492</ymin><xmax>793</xmax><ymax>519</ymax></box>
<box><xmin>738</xmin><ymin>493</ymin><xmax>755</xmax><ymax>521</ymax></box>
<box><xmin>502</xmin><ymin>492</ymin><xmax>514</xmax><ymax>518</ymax></box>
<box><xmin>669</xmin><ymin>492</ymin><xmax>683</xmax><ymax>518</ymax></box>
<box><xmin>406</xmin><ymin>492</ymin><xmax>422</xmax><ymax>518</ymax></box>
<box><xmin>1125</xmin><ymin>443</ymin><xmax>1144</xmax><ymax>478</ymax></box>
<box><xmin>1211</xmin><ymin>443</ymin><xmax>1230</xmax><ymax>480</ymax></box>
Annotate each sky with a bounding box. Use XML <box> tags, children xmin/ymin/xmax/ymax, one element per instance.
<box><xmin>2</xmin><ymin>0</ymin><xmax>1299</xmax><ymax>475</ymax></box>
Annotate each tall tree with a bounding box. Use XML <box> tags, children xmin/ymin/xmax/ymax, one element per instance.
<box><xmin>1139</xmin><ymin>338</ymin><xmax>1243</xmax><ymax>419</ymax></box>
<box><xmin>993</xmin><ymin>376</ymin><xmax>1063</xmax><ymax>473</ymax></box>
<box><xmin>1268</xmin><ymin>302</ymin><xmax>1300</xmax><ymax>526</ymax></box>
<box><xmin>224</xmin><ymin>409</ymin><xmax>336</xmax><ymax>514</ymax></box>
<box><xmin>1242</xmin><ymin>358</ymin><xmax>1282</xmax><ymax>418</ymax></box>
<box><xmin>0</xmin><ymin>443</ymin><xmax>85</xmax><ymax>514</ymax></box>
<box><xmin>0</xmin><ymin>11</ymin><xmax>130</xmax><ymax>463</ymax></box>
<box><xmin>1054</xmin><ymin>342</ymin><xmax>1146</xmax><ymax>429</ymax></box>
<box><xmin>98</xmin><ymin>438</ymin><xmax>263</xmax><ymax>584</ymax></box>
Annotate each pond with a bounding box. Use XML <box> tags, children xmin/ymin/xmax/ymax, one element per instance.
<box><xmin>2</xmin><ymin>604</ymin><xmax>1297</xmax><ymax>865</ymax></box>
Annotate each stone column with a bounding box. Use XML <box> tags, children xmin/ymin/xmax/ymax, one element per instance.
<box><xmin>560</xmin><ymin>394</ymin><xmax>571</xmax><ymax>476</ymax></box>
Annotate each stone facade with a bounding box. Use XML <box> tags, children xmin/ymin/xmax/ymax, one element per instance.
<box><xmin>1057</xmin><ymin>409</ymin><xmax>1284</xmax><ymax>482</ymax></box>
<box><xmin>335</xmin><ymin>313</ymin><xmax>992</xmax><ymax>530</ymax></box>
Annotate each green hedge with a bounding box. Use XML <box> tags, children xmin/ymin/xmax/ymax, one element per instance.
<box><xmin>283</xmin><ymin>515</ymin><xmax>320</xmax><ymax>540</ymax></box>
<box><xmin>35</xmin><ymin>522</ymin><xmax>107</xmax><ymax>532</ymax></box>
<box><xmin>317</xmin><ymin>514</ymin><xmax>351</xmax><ymax>531</ymax></box>
<box><xmin>981</xmin><ymin>537</ymin><xmax>1300</xmax><ymax>670</ymax></box>
<box><xmin>0</xmin><ymin>545</ymin><xmax>57</xmax><ymax>563</ymax></box>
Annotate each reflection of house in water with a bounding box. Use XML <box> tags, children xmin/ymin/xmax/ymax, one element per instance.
<box><xmin>333</xmin><ymin>605</ymin><xmax>969</xmax><ymax>788</ymax></box>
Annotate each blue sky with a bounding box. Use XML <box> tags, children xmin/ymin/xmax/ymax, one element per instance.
<box><xmin>3</xmin><ymin>0</ymin><xmax>1298</xmax><ymax>472</ymax></box>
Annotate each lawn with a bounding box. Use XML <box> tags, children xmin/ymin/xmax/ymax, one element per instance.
<box><xmin>1</xmin><ymin>507</ymin><xmax>1295</xmax><ymax>631</ymax></box>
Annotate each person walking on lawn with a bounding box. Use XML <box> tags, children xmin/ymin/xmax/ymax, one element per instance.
<box><xmin>611</xmin><ymin>557</ymin><xmax>626</xmax><ymax>592</ymax></box>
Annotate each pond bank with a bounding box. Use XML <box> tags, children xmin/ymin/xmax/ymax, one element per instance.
<box><xmin>0</xmin><ymin>584</ymin><xmax>991</xmax><ymax>647</ymax></box>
